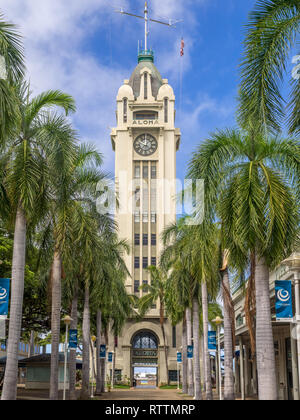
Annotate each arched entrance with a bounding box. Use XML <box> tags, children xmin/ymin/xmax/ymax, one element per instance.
<box><xmin>131</xmin><ymin>330</ymin><xmax>159</xmax><ymax>388</ymax></box>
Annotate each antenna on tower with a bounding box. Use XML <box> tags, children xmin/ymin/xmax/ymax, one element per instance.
<box><xmin>115</xmin><ymin>1</ymin><xmax>182</xmax><ymax>54</ymax></box>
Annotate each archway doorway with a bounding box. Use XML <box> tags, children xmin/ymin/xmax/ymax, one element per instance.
<box><xmin>131</xmin><ymin>330</ymin><xmax>159</xmax><ymax>388</ymax></box>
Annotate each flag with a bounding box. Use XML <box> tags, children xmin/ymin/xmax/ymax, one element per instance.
<box><xmin>180</xmin><ymin>38</ymin><xmax>185</xmax><ymax>57</ymax></box>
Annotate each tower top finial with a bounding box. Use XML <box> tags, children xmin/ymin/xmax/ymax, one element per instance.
<box><xmin>116</xmin><ymin>2</ymin><xmax>181</xmax><ymax>60</ymax></box>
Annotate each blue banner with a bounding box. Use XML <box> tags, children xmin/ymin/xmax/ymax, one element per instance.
<box><xmin>108</xmin><ymin>352</ymin><xmax>113</xmax><ymax>363</ymax></box>
<box><xmin>177</xmin><ymin>352</ymin><xmax>182</xmax><ymax>363</ymax></box>
<box><xmin>275</xmin><ymin>280</ymin><xmax>293</xmax><ymax>321</ymax></box>
<box><xmin>208</xmin><ymin>331</ymin><xmax>217</xmax><ymax>351</ymax></box>
<box><xmin>0</xmin><ymin>279</ymin><xmax>10</xmax><ymax>317</ymax></box>
<box><xmin>187</xmin><ymin>345</ymin><xmax>193</xmax><ymax>359</ymax></box>
<box><xmin>100</xmin><ymin>345</ymin><xmax>106</xmax><ymax>359</ymax></box>
<box><xmin>69</xmin><ymin>329</ymin><xmax>78</xmax><ymax>349</ymax></box>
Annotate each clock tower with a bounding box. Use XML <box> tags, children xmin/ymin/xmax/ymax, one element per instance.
<box><xmin>109</xmin><ymin>48</ymin><xmax>181</xmax><ymax>386</ymax></box>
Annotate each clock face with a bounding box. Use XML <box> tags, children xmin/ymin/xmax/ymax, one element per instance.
<box><xmin>134</xmin><ymin>134</ymin><xmax>158</xmax><ymax>156</ymax></box>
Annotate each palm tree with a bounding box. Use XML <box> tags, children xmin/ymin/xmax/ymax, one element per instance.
<box><xmin>220</xmin><ymin>250</ymin><xmax>235</xmax><ymax>400</ymax></box>
<box><xmin>1</xmin><ymin>83</ymin><xmax>76</xmax><ymax>401</ymax></box>
<box><xmin>239</xmin><ymin>0</ymin><xmax>300</xmax><ymax>135</ymax></box>
<box><xmin>188</xmin><ymin>129</ymin><xmax>299</xmax><ymax>400</ymax></box>
<box><xmin>162</xmin><ymin>220</ymin><xmax>220</xmax><ymax>399</ymax></box>
<box><xmin>139</xmin><ymin>266</ymin><xmax>170</xmax><ymax>385</ymax></box>
<box><xmin>90</xmin><ymin>235</ymin><xmax>132</xmax><ymax>395</ymax></box>
<box><xmin>0</xmin><ymin>12</ymin><xmax>25</xmax><ymax>143</ymax></box>
<box><xmin>45</xmin><ymin>145</ymin><xmax>104</xmax><ymax>400</ymax></box>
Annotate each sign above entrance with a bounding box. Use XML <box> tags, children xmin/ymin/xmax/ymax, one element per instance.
<box><xmin>132</xmin><ymin>120</ymin><xmax>159</xmax><ymax>126</ymax></box>
<box><xmin>133</xmin><ymin>349</ymin><xmax>157</xmax><ymax>358</ymax></box>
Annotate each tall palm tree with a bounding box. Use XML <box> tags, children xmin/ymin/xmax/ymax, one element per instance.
<box><xmin>0</xmin><ymin>12</ymin><xmax>25</xmax><ymax>143</ymax></box>
<box><xmin>139</xmin><ymin>266</ymin><xmax>170</xmax><ymax>385</ymax></box>
<box><xmin>188</xmin><ymin>129</ymin><xmax>299</xmax><ymax>400</ymax></box>
<box><xmin>1</xmin><ymin>83</ymin><xmax>76</xmax><ymax>401</ymax></box>
<box><xmin>45</xmin><ymin>145</ymin><xmax>104</xmax><ymax>400</ymax></box>
<box><xmin>239</xmin><ymin>0</ymin><xmax>300</xmax><ymax>135</ymax></box>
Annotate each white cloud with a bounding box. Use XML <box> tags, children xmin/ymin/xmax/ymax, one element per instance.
<box><xmin>0</xmin><ymin>0</ymin><xmax>222</xmax><ymax>175</ymax></box>
<box><xmin>0</xmin><ymin>0</ymin><xmax>132</xmax><ymax>171</ymax></box>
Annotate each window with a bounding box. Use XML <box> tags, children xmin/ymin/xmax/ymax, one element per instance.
<box><xmin>151</xmin><ymin>304</ymin><xmax>157</xmax><ymax>309</ymax></box>
<box><xmin>236</xmin><ymin>314</ymin><xmax>244</xmax><ymax>328</ymax></box>
<box><xmin>151</xmin><ymin>257</ymin><xmax>157</xmax><ymax>266</ymax></box>
<box><xmin>172</xmin><ymin>326</ymin><xmax>176</xmax><ymax>348</ymax></box>
<box><xmin>134</xmin><ymin>164</ymin><xmax>141</xmax><ymax>178</ymax></box>
<box><xmin>169</xmin><ymin>370</ymin><xmax>179</xmax><ymax>382</ymax></box>
<box><xmin>134</xmin><ymin>280</ymin><xmax>140</xmax><ymax>293</ymax></box>
<box><xmin>132</xmin><ymin>332</ymin><xmax>158</xmax><ymax>349</ymax></box>
<box><xmin>144</xmin><ymin>73</ymin><xmax>148</xmax><ymax>100</ymax></box>
<box><xmin>151</xmin><ymin>213</ymin><xmax>157</xmax><ymax>223</ymax></box>
<box><xmin>142</xmin><ymin>280</ymin><xmax>149</xmax><ymax>293</ymax></box>
<box><xmin>151</xmin><ymin>234</ymin><xmax>156</xmax><ymax>246</ymax></box>
<box><xmin>134</xmin><ymin>111</ymin><xmax>158</xmax><ymax>120</ymax></box>
<box><xmin>143</xmin><ymin>234</ymin><xmax>148</xmax><ymax>246</ymax></box>
<box><xmin>143</xmin><ymin>213</ymin><xmax>149</xmax><ymax>223</ymax></box>
<box><xmin>143</xmin><ymin>257</ymin><xmax>148</xmax><ymax>269</ymax></box>
<box><xmin>143</xmin><ymin>164</ymin><xmax>149</xmax><ymax>179</ymax></box>
<box><xmin>134</xmin><ymin>212</ymin><xmax>140</xmax><ymax>223</ymax></box>
<box><xmin>123</xmin><ymin>98</ymin><xmax>128</xmax><ymax>123</ymax></box>
<box><xmin>134</xmin><ymin>234</ymin><xmax>140</xmax><ymax>246</ymax></box>
<box><xmin>134</xmin><ymin>257</ymin><xmax>140</xmax><ymax>269</ymax></box>
<box><xmin>134</xmin><ymin>188</ymin><xmax>140</xmax><ymax>208</ymax></box>
<box><xmin>151</xmin><ymin>164</ymin><xmax>157</xmax><ymax>179</ymax></box>
<box><xmin>164</xmin><ymin>98</ymin><xmax>168</xmax><ymax>123</ymax></box>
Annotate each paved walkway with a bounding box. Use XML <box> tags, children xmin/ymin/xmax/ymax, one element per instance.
<box><xmin>97</xmin><ymin>388</ymin><xmax>194</xmax><ymax>401</ymax></box>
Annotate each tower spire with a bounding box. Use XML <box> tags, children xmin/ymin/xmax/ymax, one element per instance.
<box><xmin>116</xmin><ymin>2</ymin><xmax>182</xmax><ymax>59</ymax></box>
<box><xmin>144</xmin><ymin>1</ymin><xmax>149</xmax><ymax>51</ymax></box>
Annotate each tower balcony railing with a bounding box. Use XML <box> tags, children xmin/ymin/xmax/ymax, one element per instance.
<box><xmin>138</xmin><ymin>49</ymin><xmax>154</xmax><ymax>63</ymax></box>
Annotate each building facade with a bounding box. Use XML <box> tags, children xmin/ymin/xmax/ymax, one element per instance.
<box><xmin>107</xmin><ymin>49</ymin><xmax>181</xmax><ymax>386</ymax></box>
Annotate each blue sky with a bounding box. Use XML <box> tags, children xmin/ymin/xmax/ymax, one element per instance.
<box><xmin>2</xmin><ymin>0</ymin><xmax>260</xmax><ymax>180</ymax></box>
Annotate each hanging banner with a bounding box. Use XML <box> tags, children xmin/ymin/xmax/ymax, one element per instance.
<box><xmin>275</xmin><ymin>280</ymin><xmax>293</xmax><ymax>321</ymax></box>
<box><xmin>208</xmin><ymin>331</ymin><xmax>217</xmax><ymax>351</ymax></box>
<box><xmin>108</xmin><ymin>352</ymin><xmax>113</xmax><ymax>363</ymax></box>
<box><xmin>177</xmin><ymin>352</ymin><xmax>182</xmax><ymax>363</ymax></box>
<box><xmin>69</xmin><ymin>329</ymin><xmax>78</xmax><ymax>349</ymax></box>
<box><xmin>187</xmin><ymin>345</ymin><xmax>193</xmax><ymax>359</ymax></box>
<box><xmin>100</xmin><ymin>345</ymin><xmax>106</xmax><ymax>359</ymax></box>
<box><xmin>0</xmin><ymin>279</ymin><xmax>10</xmax><ymax>317</ymax></box>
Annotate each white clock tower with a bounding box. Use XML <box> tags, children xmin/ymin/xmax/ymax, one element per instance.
<box><xmin>109</xmin><ymin>47</ymin><xmax>181</xmax><ymax>386</ymax></box>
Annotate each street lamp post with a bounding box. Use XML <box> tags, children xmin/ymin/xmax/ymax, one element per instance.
<box><xmin>111</xmin><ymin>351</ymin><xmax>115</xmax><ymax>390</ymax></box>
<box><xmin>62</xmin><ymin>315</ymin><xmax>73</xmax><ymax>401</ymax></box>
<box><xmin>91</xmin><ymin>336</ymin><xmax>97</xmax><ymax>398</ymax></box>
<box><xmin>212</xmin><ymin>316</ymin><xmax>223</xmax><ymax>401</ymax></box>
<box><xmin>282</xmin><ymin>252</ymin><xmax>300</xmax><ymax>397</ymax></box>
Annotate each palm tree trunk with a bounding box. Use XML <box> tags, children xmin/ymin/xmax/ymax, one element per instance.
<box><xmin>222</xmin><ymin>269</ymin><xmax>235</xmax><ymax>400</ymax></box>
<box><xmin>192</xmin><ymin>298</ymin><xmax>202</xmax><ymax>400</ymax></box>
<box><xmin>186</xmin><ymin>307</ymin><xmax>194</xmax><ymax>396</ymax></box>
<box><xmin>69</xmin><ymin>285</ymin><xmax>78</xmax><ymax>400</ymax></box>
<box><xmin>202</xmin><ymin>281</ymin><xmax>213</xmax><ymax>400</ymax></box>
<box><xmin>160</xmin><ymin>304</ymin><xmax>169</xmax><ymax>385</ymax></box>
<box><xmin>28</xmin><ymin>330</ymin><xmax>35</xmax><ymax>358</ymax></box>
<box><xmin>95</xmin><ymin>310</ymin><xmax>102</xmax><ymax>395</ymax></box>
<box><xmin>200</xmin><ymin>335</ymin><xmax>206</xmax><ymax>392</ymax></box>
<box><xmin>182</xmin><ymin>317</ymin><xmax>188</xmax><ymax>394</ymax></box>
<box><xmin>49</xmin><ymin>249</ymin><xmax>62</xmax><ymax>400</ymax></box>
<box><xmin>80</xmin><ymin>281</ymin><xmax>90</xmax><ymax>400</ymax></box>
<box><xmin>1</xmin><ymin>207</ymin><xmax>26</xmax><ymax>401</ymax></box>
<box><xmin>255</xmin><ymin>254</ymin><xmax>278</xmax><ymax>400</ymax></box>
